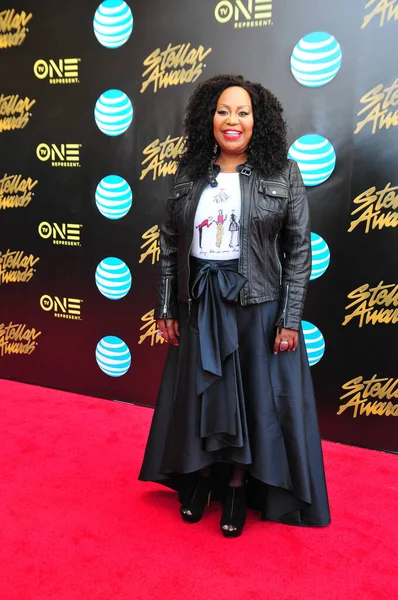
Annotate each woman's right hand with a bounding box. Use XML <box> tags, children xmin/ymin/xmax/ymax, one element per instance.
<box><xmin>157</xmin><ymin>319</ymin><xmax>179</xmax><ymax>346</ymax></box>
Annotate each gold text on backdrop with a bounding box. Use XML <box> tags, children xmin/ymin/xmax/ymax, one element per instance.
<box><xmin>140</xmin><ymin>136</ymin><xmax>186</xmax><ymax>181</ymax></box>
<box><xmin>0</xmin><ymin>9</ymin><xmax>32</xmax><ymax>48</ymax></box>
<box><xmin>0</xmin><ymin>94</ymin><xmax>35</xmax><ymax>132</ymax></box>
<box><xmin>0</xmin><ymin>322</ymin><xmax>41</xmax><ymax>357</ymax></box>
<box><xmin>138</xmin><ymin>310</ymin><xmax>165</xmax><ymax>346</ymax></box>
<box><xmin>141</xmin><ymin>43</ymin><xmax>212</xmax><ymax>94</ymax></box>
<box><xmin>40</xmin><ymin>295</ymin><xmax>82</xmax><ymax>320</ymax></box>
<box><xmin>361</xmin><ymin>0</ymin><xmax>398</xmax><ymax>29</ymax></box>
<box><xmin>0</xmin><ymin>250</ymin><xmax>39</xmax><ymax>284</ymax></box>
<box><xmin>0</xmin><ymin>174</ymin><xmax>38</xmax><ymax>210</ymax></box>
<box><xmin>342</xmin><ymin>281</ymin><xmax>398</xmax><ymax>327</ymax></box>
<box><xmin>354</xmin><ymin>78</ymin><xmax>398</xmax><ymax>134</ymax></box>
<box><xmin>348</xmin><ymin>182</ymin><xmax>398</xmax><ymax>232</ymax></box>
<box><xmin>139</xmin><ymin>226</ymin><xmax>160</xmax><ymax>265</ymax></box>
<box><xmin>338</xmin><ymin>375</ymin><xmax>398</xmax><ymax>418</ymax></box>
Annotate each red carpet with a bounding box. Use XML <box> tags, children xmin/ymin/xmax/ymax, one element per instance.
<box><xmin>0</xmin><ymin>379</ymin><xmax>397</xmax><ymax>600</ymax></box>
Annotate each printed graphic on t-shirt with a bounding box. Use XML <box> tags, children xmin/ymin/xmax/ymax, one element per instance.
<box><xmin>191</xmin><ymin>174</ymin><xmax>241</xmax><ymax>260</ymax></box>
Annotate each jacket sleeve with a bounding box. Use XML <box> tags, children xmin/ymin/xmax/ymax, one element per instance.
<box><xmin>154</xmin><ymin>180</ymin><xmax>180</xmax><ymax>320</ymax></box>
<box><xmin>275</xmin><ymin>160</ymin><xmax>311</xmax><ymax>331</ymax></box>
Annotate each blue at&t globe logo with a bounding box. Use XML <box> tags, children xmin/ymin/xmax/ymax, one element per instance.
<box><xmin>93</xmin><ymin>1</ymin><xmax>133</xmax><ymax>48</ymax></box>
<box><xmin>95</xmin><ymin>175</ymin><xmax>132</xmax><ymax>219</ymax></box>
<box><xmin>288</xmin><ymin>134</ymin><xmax>336</xmax><ymax>187</ymax></box>
<box><xmin>95</xmin><ymin>257</ymin><xmax>132</xmax><ymax>299</ymax></box>
<box><xmin>302</xmin><ymin>321</ymin><xmax>325</xmax><ymax>367</ymax></box>
<box><xmin>94</xmin><ymin>89</ymin><xmax>133</xmax><ymax>136</ymax></box>
<box><xmin>310</xmin><ymin>233</ymin><xmax>330</xmax><ymax>280</ymax></box>
<box><xmin>291</xmin><ymin>32</ymin><xmax>342</xmax><ymax>88</ymax></box>
<box><xmin>96</xmin><ymin>336</ymin><xmax>131</xmax><ymax>377</ymax></box>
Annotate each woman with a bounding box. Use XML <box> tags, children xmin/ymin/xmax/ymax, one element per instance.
<box><xmin>139</xmin><ymin>74</ymin><xmax>330</xmax><ymax>537</ymax></box>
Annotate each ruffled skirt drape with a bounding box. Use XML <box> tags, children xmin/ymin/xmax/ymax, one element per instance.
<box><xmin>139</xmin><ymin>258</ymin><xmax>330</xmax><ymax>527</ymax></box>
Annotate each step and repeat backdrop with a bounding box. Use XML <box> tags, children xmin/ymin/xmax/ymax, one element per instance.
<box><xmin>0</xmin><ymin>1</ymin><xmax>397</xmax><ymax>451</ymax></box>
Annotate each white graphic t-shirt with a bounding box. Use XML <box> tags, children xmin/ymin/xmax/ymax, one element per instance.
<box><xmin>191</xmin><ymin>172</ymin><xmax>241</xmax><ymax>260</ymax></box>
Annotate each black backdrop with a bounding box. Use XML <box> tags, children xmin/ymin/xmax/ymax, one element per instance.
<box><xmin>0</xmin><ymin>0</ymin><xmax>397</xmax><ymax>452</ymax></box>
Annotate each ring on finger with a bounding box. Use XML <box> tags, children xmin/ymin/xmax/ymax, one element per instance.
<box><xmin>280</xmin><ymin>340</ymin><xmax>289</xmax><ymax>350</ymax></box>
<box><xmin>156</xmin><ymin>329</ymin><xmax>163</xmax><ymax>336</ymax></box>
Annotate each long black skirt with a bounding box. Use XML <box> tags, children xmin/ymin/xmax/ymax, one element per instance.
<box><xmin>139</xmin><ymin>259</ymin><xmax>331</xmax><ymax>527</ymax></box>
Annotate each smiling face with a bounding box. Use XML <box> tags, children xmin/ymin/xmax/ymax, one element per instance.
<box><xmin>213</xmin><ymin>86</ymin><xmax>254</xmax><ymax>158</ymax></box>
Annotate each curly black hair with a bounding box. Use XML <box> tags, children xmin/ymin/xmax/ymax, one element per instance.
<box><xmin>179</xmin><ymin>74</ymin><xmax>288</xmax><ymax>179</ymax></box>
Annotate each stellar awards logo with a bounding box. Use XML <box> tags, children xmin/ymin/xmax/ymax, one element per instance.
<box><xmin>0</xmin><ymin>250</ymin><xmax>39</xmax><ymax>284</ymax></box>
<box><xmin>0</xmin><ymin>173</ymin><xmax>38</xmax><ymax>210</ymax></box>
<box><xmin>0</xmin><ymin>94</ymin><xmax>36</xmax><ymax>133</ymax></box>
<box><xmin>0</xmin><ymin>9</ymin><xmax>32</xmax><ymax>48</ymax></box>
<box><xmin>0</xmin><ymin>322</ymin><xmax>41</xmax><ymax>357</ymax></box>
<box><xmin>141</xmin><ymin>43</ymin><xmax>212</xmax><ymax>94</ymax></box>
<box><xmin>214</xmin><ymin>0</ymin><xmax>273</xmax><ymax>28</ymax></box>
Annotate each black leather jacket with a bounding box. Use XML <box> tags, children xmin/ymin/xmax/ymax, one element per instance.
<box><xmin>155</xmin><ymin>159</ymin><xmax>311</xmax><ymax>331</ymax></box>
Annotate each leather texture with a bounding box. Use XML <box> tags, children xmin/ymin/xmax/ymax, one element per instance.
<box><xmin>155</xmin><ymin>159</ymin><xmax>311</xmax><ymax>331</ymax></box>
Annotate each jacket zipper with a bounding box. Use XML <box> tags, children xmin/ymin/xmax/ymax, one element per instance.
<box><xmin>162</xmin><ymin>278</ymin><xmax>170</xmax><ymax>320</ymax></box>
<box><xmin>274</xmin><ymin>234</ymin><xmax>282</xmax><ymax>287</ymax></box>
<box><xmin>173</xmin><ymin>181</ymin><xmax>193</xmax><ymax>192</ymax></box>
<box><xmin>238</xmin><ymin>172</ymin><xmax>251</xmax><ymax>305</ymax></box>
<box><xmin>261</xmin><ymin>179</ymin><xmax>288</xmax><ymax>189</ymax></box>
<box><xmin>185</xmin><ymin>179</ymin><xmax>208</xmax><ymax>321</ymax></box>
<box><xmin>279</xmin><ymin>283</ymin><xmax>289</xmax><ymax>328</ymax></box>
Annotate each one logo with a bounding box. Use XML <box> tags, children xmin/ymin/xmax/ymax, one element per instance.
<box><xmin>288</xmin><ymin>134</ymin><xmax>336</xmax><ymax>187</ymax></box>
<box><xmin>33</xmin><ymin>58</ymin><xmax>81</xmax><ymax>84</ymax></box>
<box><xmin>310</xmin><ymin>233</ymin><xmax>330</xmax><ymax>280</ymax></box>
<box><xmin>96</xmin><ymin>335</ymin><xmax>131</xmax><ymax>377</ymax></box>
<box><xmin>214</xmin><ymin>0</ymin><xmax>273</xmax><ymax>28</ymax></box>
<box><xmin>0</xmin><ymin>173</ymin><xmax>38</xmax><ymax>210</ymax></box>
<box><xmin>93</xmin><ymin>0</ymin><xmax>133</xmax><ymax>48</ymax></box>
<box><xmin>0</xmin><ymin>249</ymin><xmax>39</xmax><ymax>284</ymax></box>
<box><xmin>0</xmin><ymin>322</ymin><xmax>41</xmax><ymax>357</ymax></box>
<box><xmin>290</xmin><ymin>32</ymin><xmax>342</xmax><ymax>88</ymax></box>
<box><xmin>0</xmin><ymin>94</ymin><xmax>36</xmax><ymax>133</ymax></box>
<box><xmin>95</xmin><ymin>175</ymin><xmax>132</xmax><ymax>219</ymax></box>
<box><xmin>94</xmin><ymin>89</ymin><xmax>133</xmax><ymax>136</ymax></box>
<box><xmin>95</xmin><ymin>257</ymin><xmax>132</xmax><ymax>299</ymax></box>
<box><xmin>141</xmin><ymin>43</ymin><xmax>212</xmax><ymax>94</ymax></box>
<box><xmin>302</xmin><ymin>321</ymin><xmax>325</xmax><ymax>366</ymax></box>
<box><xmin>36</xmin><ymin>143</ymin><xmax>82</xmax><ymax>167</ymax></box>
<box><xmin>38</xmin><ymin>222</ymin><xmax>82</xmax><ymax>246</ymax></box>
<box><xmin>0</xmin><ymin>9</ymin><xmax>32</xmax><ymax>49</ymax></box>
<box><xmin>40</xmin><ymin>295</ymin><xmax>82</xmax><ymax>320</ymax></box>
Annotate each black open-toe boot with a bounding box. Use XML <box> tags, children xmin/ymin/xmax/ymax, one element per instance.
<box><xmin>180</xmin><ymin>475</ymin><xmax>212</xmax><ymax>523</ymax></box>
<box><xmin>220</xmin><ymin>484</ymin><xmax>247</xmax><ymax>538</ymax></box>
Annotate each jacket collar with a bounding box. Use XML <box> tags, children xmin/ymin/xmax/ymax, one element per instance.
<box><xmin>207</xmin><ymin>159</ymin><xmax>253</xmax><ymax>187</ymax></box>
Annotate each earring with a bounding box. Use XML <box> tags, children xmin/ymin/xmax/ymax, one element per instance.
<box><xmin>213</xmin><ymin>141</ymin><xmax>218</xmax><ymax>157</ymax></box>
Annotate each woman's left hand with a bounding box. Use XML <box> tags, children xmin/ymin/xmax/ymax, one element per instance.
<box><xmin>274</xmin><ymin>327</ymin><xmax>298</xmax><ymax>354</ymax></box>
